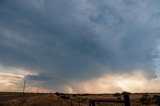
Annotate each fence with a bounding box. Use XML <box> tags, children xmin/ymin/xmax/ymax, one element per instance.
<box><xmin>58</xmin><ymin>100</ymin><xmax>88</xmax><ymax>106</ymax></box>
<box><xmin>89</xmin><ymin>93</ymin><xmax>130</xmax><ymax>106</ymax></box>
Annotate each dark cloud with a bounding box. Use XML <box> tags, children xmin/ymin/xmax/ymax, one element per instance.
<box><xmin>0</xmin><ymin>0</ymin><xmax>160</xmax><ymax>90</ymax></box>
<box><xmin>26</xmin><ymin>73</ymin><xmax>52</xmax><ymax>81</ymax></box>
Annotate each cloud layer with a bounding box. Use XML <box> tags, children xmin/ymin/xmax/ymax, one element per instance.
<box><xmin>1</xmin><ymin>0</ymin><xmax>160</xmax><ymax>92</ymax></box>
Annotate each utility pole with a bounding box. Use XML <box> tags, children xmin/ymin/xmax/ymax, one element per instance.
<box><xmin>42</xmin><ymin>89</ymin><xmax>44</xmax><ymax>94</ymax></box>
<box><xmin>37</xmin><ymin>86</ymin><xmax>39</xmax><ymax>93</ymax></box>
<box><xmin>23</xmin><ymin>80</ymin><xmax>26</xmax><ymax>93</ymax></box>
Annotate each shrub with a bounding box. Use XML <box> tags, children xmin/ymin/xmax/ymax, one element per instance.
<box><xmin>55</xmin><ymin>92</ymin><xmax>61</xmax><ymax>96</ymax></box>
<box><xmin>152</xmin><ymin>95</ymin><xmax>160</xmax><ymax>106</ymax></box>
<box><xmin>113</xmin><ymin>93</ymin><xmax>122</xmax><ymax>100</ymax></box>
<box><xmin>60</xmin><ymin>95</ymin><xmax>70</xmax><ymax>100</ymax></box>
<box><xmin>122</xmin><ymin>91</ymin><xmax>131</xmax><ymax>95</ymax></box>
<box><xmin>139</xmin><ymin>94</ymin><xmax>151</xmax><ymax>104</ymax></box>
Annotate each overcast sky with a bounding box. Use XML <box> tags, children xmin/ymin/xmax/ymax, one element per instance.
<box><xmin>1</xmin><ymin>0</ymin><xmax>160</xmax><ymax>93</ymax></box>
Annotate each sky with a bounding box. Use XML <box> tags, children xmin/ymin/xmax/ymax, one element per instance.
<box><xmin>1</xmin><ymin>0</ymin><xmax>160</xmax><ymax>93</ymax></box>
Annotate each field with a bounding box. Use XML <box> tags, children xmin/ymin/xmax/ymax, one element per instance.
<box><xmin>0</xmin><ymin>92</ymin><xmax>160</xmax><ymax>106</ymax></box>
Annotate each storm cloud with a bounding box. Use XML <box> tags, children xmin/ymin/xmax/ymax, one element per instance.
<box><xmin>1</xmin><ymin>0</ymin><xmax>160</xmax><ymax>92</ymax></box>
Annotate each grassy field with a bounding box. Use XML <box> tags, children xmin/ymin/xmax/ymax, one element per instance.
<box><xmin>0</xmin><ymin>92</ymin><xmax>160</xmax><ymax>106</ymax></box>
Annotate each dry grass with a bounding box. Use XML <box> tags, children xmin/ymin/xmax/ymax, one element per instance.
<box><xmin>0</xmin><ymin>94</ymin><xmax>62</xmax><ymax>106</ymax></box>
<box><xmin>0</xmin><ymin>92</ymin><xmax>160</xmax><ymax>106</ymax></box>
<box><xmin>0</xmin><ymin>93</ymin><xmax>87</xmax><ymax>106</ymax></box>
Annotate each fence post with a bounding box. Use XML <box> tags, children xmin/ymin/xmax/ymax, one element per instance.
<box><xmin>123</xmin><ymin>93</ymin><xmax>130</xmax><ymax>106</ymax></box>
<box><xmin>60</xmin><ymin>101</ymin><xmax>62</xmax><ymax>106</ymax></box>
<box><xmin>70</xmin><ymin>100</ymin><xmax>73</xmax><ymax>106</ymax></box>
<box><xmin>89</xmin><ymin>100</ymin><xmax>95</xmax><ymax>106</ymax></box>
